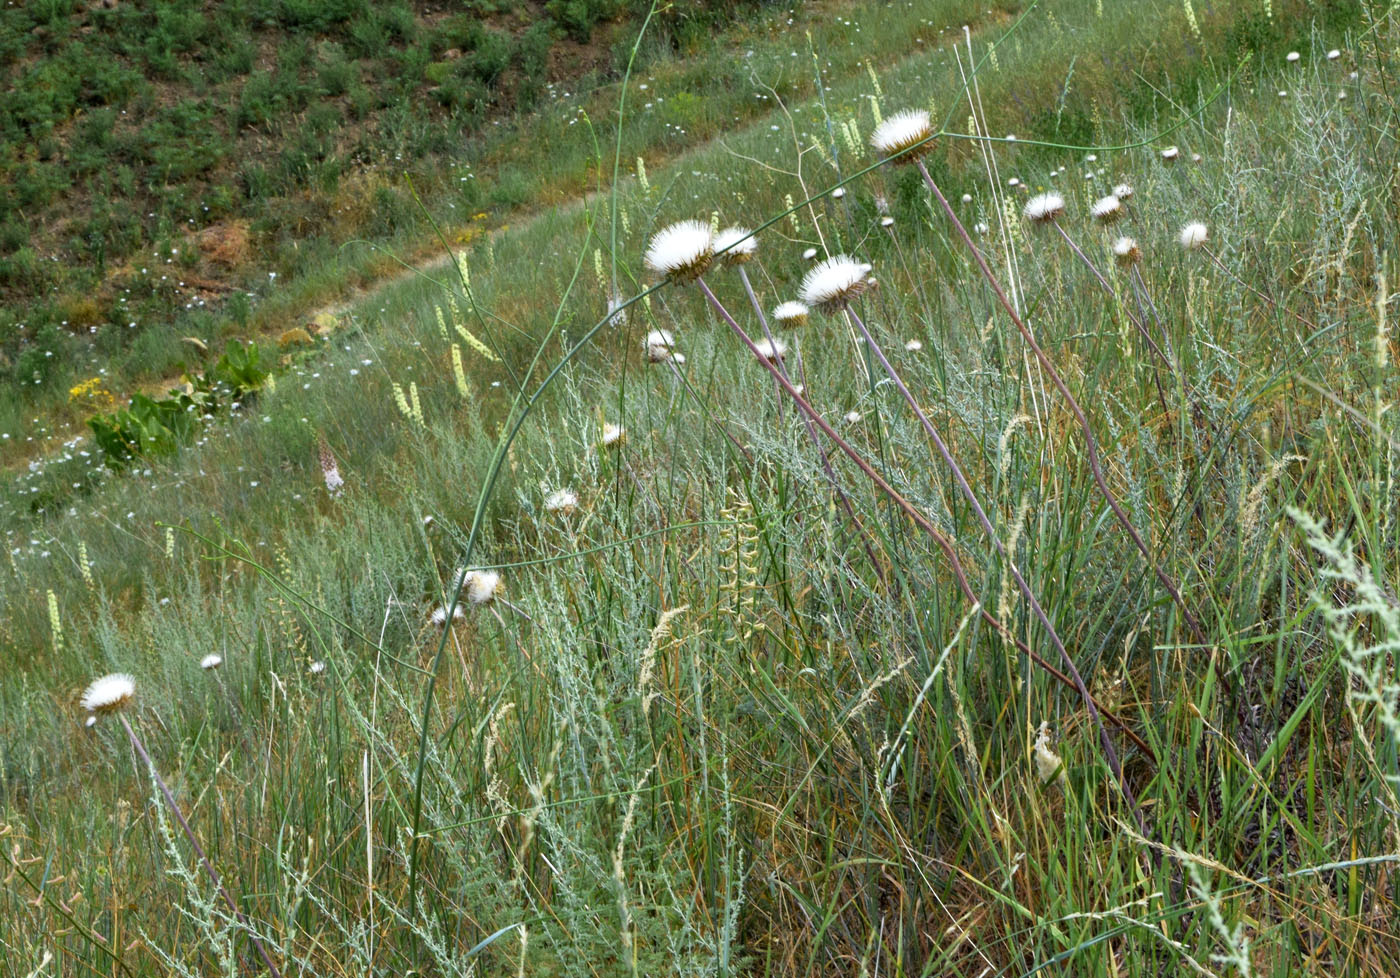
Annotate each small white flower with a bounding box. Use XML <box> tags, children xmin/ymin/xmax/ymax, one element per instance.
<box><xmin>802</xmin><ymin>247</ymin><xmax>819</xmax><ymax>261</ymax></box>
<box><xmin>1113</xmin><ymin>182</ymin><xmax>1134</xmax><ymax>200</ymax></box>
<box><xmin>961</xmin><ymin>193</ymin><xmax>973</xmax><ymax>203</ymax></box>
<box><xmin>81</xmin><ymin>673</ymin><xmax>136</xmax><ymax>714</ymax></box>
<box><xmin>1327</xmin><ymin>49</ymin><xmax>1341</xmax><ymax>61</ymax></box>
<box><xmin>600</xmin><ymin>422</ymin><xmax>625</xmax><ymax>446</ymax></box>
<box><xmin>1179</xmin><ymin>222</ymin><xmax>1209</xmax><ymax>250</ymax></box>
<box><xmin>1286</xmin><ymin>51</ymin><xmax>1300</xmax><ymax>63</ymax></box>
<box><xmin>714</xmin><ymin>226</ymin><xmax>757</xmax><ymax>266</ymax></box>
<box><xmin>869</xmin><ymin>108</ymin><xmax>934</xmax><ymax>163</ymax></box>
<box><xmin>1022</xmin><ymin>192</ymin><xmax>1065</xmax><ymax>223</ymax></box>
<box><xmin>645</xmin><ymin>328</ymin><xmax>677</xmax><ymax>362</ymax></box>
<box><xmin>843</xmin><ymin>410</ymin><xmax>861</xmax><ymax>423</ymax></box>
<box><xmin>831</xmin><ymin>187</ymin><xmax>846</xmax><ymax>199</ymax></box>
<box><xmin>1278</xmin><ymin>90</ymin><xmax>1288</xmax><ymax>98</ymax></box>
<box><xmin>1090</xmin><ymin>195</ymin><xmax>1123</xmax><ymax>224</ymax></box>
<box><xmin>772</xmin><ymin>301</ymin><xmax>810</xmax><ymax>328</ymax></box>
<box><xmin>458</xmin><ymin>569</ymin><xmax>501</xmax><ymax>605</ymax></box>
<box><xmin>799</xmin><ymin>255</ymin><xmax>872</xmax><ymax>314</ymax></box>
<box><xmin>974</xmin><ymin>222</ymin><xmax>990</xmax><ymax>235</ymax></box>
<box><xmin>643</xmin><ymin>220</ymin><xmax>714</xmax><ymax>281</ymax></box>
<box><xmin>879</xmin><ymin>216</ymin><xmax>895</xmax><ymax>228</ymax></box>
<box><xmin>544</xmin><ymin>488</ymin><xmax>578</xmax><ymax>513</ymax></box>
<box><xmin>200</xmin><ymin>654</ymin><xmax>223</xmax><ymax>671</ymax></box>
<box><xmin>753</xmin><ymin>336</ymin><xmax>788</xmax><ymax>361</ymax></box>
<box><xmin>1033</xmin><ymin>722</ymin><xmax>1066</xmax><ymax>786</ymax></box>
<box><xmin>1160</xmin><ymin>145</ymin><xmax>1180</xmax><ymax>161</ymax></box>
<box><xmin>1191</xmin><ymin>152</ymin><xmax>1203</xmax><ymax>163</ymax></box>
<box><xmin>1085</xmin><ymin>153</ymin><xmax>1098</xmax><ymax>162</ymax></box>
<box><xmin>1112</xmin><ymin>236</ymin><xmax>1141</xmax><ymax>268</ymax></box>
<box><xmin>1008</xmin><ymin>177</ymin><xmax>1021</xmax><ymax>187</ymax></box>
<box><xmin>430</xmin><ymin>604</ymin><xmax>464</xmax><ymax>626</ymax></box>
<box><xmin>309</xmin><ymin>660</ymin><xmax>326</xmax><ymax>675</ymax></box>
<box><xmin>904</xmin><ymin>339</ymin><xmax>923</xmax><ymax>351</ymax></box>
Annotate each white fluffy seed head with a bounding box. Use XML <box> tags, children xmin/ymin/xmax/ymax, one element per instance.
<box><xmin>880</xmin><ymin>216</ymin><xmax>895</xmax><ymax>228</ymax></box>
<box><xmin>1113</xmin><ymin>182</ymin><xmax>1134</xmax><ymax>200</ymax></box>
<box><xmin>431</xmin><ymin>604</ymin><xmax>464</xmax><ymax>626</ymax></box>
<box><xmin>309</xmin><ymin>660</ymin><xmax>326</xmax><ymax>675</ymax></box>
<box><xmin>802</xmin><ymin>247</ymin><xmax>819</xmax><ymax>261</ymax></box>
<box><xmin>200</xmin><ymin>654</ymin><xmax>223</xmax><ymax>671</ymax></box>
<box><xmin>1091</xmin><ymin>195</ymin><xmax>1123</xmax><ymax>224</ymax></box>
<box><xmin>799</xmin><ymin>255</ymin><xmax>872</xmax><ymax>314</ymax></box>
<box><xmin>1327</xmin><ymin>49</ymin><xmax>1341</xmax><ymax>61</ymax></box>
<box><xmin>714</xmin><ymin>226</ymin><xmax>757</xmax><ymax>267</ymax></box>
<box><xmin>870</xmin><ymin>108</ymin><xmax>935</xmax><ymax>163</ymax></box>
<box><xmin>1033</xmin><ymin>722</ymin><xmax>1067</xmax><ymax>786</ymax></box>
<box><xmin>1023</xmin><ymin>192</ymin><xmax>1065</xmax><ymax>224</ymax></box>
<box><xmin>772</xmin><ymin>301</ymin><xmax>810</xmax><ymax>328</ymax></box>
<box><xmin>905</xmin><ymin>339</ymin><xmax>923</xmax><ymax>351</ymax></box>
<box><xmin>1286</xmin><ymin>51</ymin><xmax>1300</xmax><ymax>63</ymax></box>
<box><xmin>1160</xmin><ymin>145</ymin><xmax>1180</xmax><ymax>161</ymax></box>
<box><xmin>81</xmin><ymin>673</ymin><xmax>135</xmax><ymax>715</ymax></box>
<box><xmin>1112</xmin><ymin>236</ymin><xmax>1142</xmax><ymax>268</ymax></box>
<box><xmin>645</xmin><ymin>328</ymin><xmax>676</xmax><ymax>362</ymax></box>
<box><xmin>600</xmin><ymin>422</ymin><xmax>625</xmax><ymax>447</ymax></box>
<box><xmin>461</xmin><ymin>569</ymin><xmax>502</xmax><ymax>605</ymax></box>
<box><xmin>544</xmin><ymin>488</ymin><xmax>578</xmax><ymax>513</ymax></box>
<box><xmin>843</xmin><ymin>410</ymin><xmax>862</xmax><ymax>424</ymax></box>
<box><xmin>961</xmin><ymin>193</ymin><xmax>973</xmax><ymax>203</ymax></box>
<box><xmin>643</xmin><ymin>220</ymin><xmax>714</xmax><ymax>282</ymax></box>
<box><xmin>1179</xmin><ymin>222</ymin><xmax>1209</xmax><ymax>251</ymax></box>
<box><xmin>753</xmin><ymin>337</ymin><xmax>788</xmax><ymax>361</ymax></box>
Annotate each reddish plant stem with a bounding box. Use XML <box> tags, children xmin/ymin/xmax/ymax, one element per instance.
<box><xmin>842</xmin><ymin>302</ymin><xmax>1138</xmax><ymax>813</ymax></box>
<box><xmin>918</xmin><ymin>160</ymin><xmax>1208</xmax><ymax>649</ymax></box>
<box><xmin>695</xmin><ymin>276</ymin><xmax>1154</xmax><ymax>761</ymax></box>
<box><xmin>120</xmin><ymin>714</ymin><xmax>283</xmax><ymax>978</ymax></box>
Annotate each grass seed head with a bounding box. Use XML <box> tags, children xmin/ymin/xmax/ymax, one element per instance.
<box><xmin>800</xmin><ymin>255</ymin><xmax>872</xmax><ymax>314</ymax></box>
<box><xmin>643</xmin><ymin>220</ymin><xmax>715</xmax><ymax>282</ymax></box>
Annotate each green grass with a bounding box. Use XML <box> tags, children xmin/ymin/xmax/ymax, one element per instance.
<box><xmin>3</xmin><ymin>0</ymin><xmax>1400</xmax><ymax>973</ymax></box>
<box><xmin>0</xmin><ymin>0</ymin><xmax>1022</xmax><ymax>473</ymax></box>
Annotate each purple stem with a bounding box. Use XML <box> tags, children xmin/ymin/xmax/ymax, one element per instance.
<box><xmin>120</xmin><ymin>714</ymin><xmax>283</xmax><ymax>978</ymax></box>
<box><xmin>842</xmin><ymin>302</ymin><xmax>1137</xmax><ymax>815</ymax></box>
<box><xmin>917</xmin><ymin>159</ymin><xmax>1207</xmax><ymax>648</ymax></box>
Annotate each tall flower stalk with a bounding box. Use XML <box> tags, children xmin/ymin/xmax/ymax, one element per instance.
<box><xmin>83</xmin><ymin>674</ymin><xmax>283</xmax><ymax>978</ymax></box>
<box><xmin>912</xmin><ymin>155</ymin><xmax>1208</xmax><ymax>647</ymax></box>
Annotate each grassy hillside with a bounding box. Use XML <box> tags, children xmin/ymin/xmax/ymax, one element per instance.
<box><xmin>4</xmin><ymin>0</ymin><xmax>1400</xmax><ymax>974</ymax></box>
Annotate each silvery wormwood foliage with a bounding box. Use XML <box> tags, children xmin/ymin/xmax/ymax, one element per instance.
<box><xmin>1291</xmin><ymin>506</ymin><xmax>1400</xmax><ymax>797</ymax></box>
